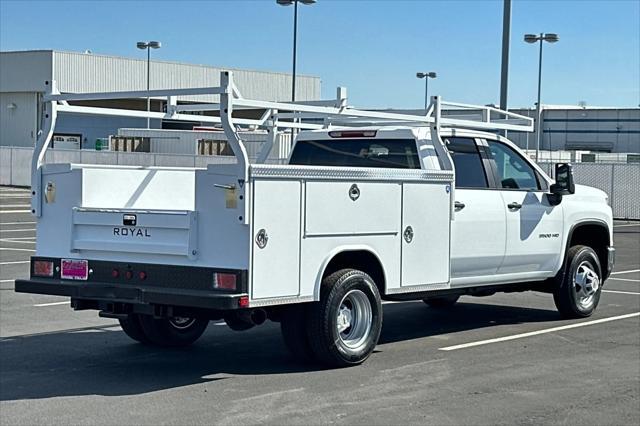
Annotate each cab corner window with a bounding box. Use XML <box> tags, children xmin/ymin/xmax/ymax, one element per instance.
<box><xmin>444</xmin><ymin>137</ymin><xmax>488</xmax><ymax>188</ymax></box>
<box><xmin>487</xmin><ymin>140</ymin><xmax>541</xmax><ymax>190</ymax></box>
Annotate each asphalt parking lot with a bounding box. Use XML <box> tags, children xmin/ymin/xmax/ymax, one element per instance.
<box><xmin>0</xmin><ymin>185</ymin><xmax>638</xmax><ymax>425</ymax></box>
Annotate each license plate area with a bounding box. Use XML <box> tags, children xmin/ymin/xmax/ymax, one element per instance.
<box><xmin>61</xmin><ymin>259</ymin><xmax>89</xmax><ymax>280</ymax></box>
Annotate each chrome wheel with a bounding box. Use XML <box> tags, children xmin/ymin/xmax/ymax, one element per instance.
<box><xmin>168</xmin><ymin>316</ymin><xmax>196</xmax><ymax>330</ymax></box>
<box><xmin>336</xmin><ymin>289</ymin><xmax>372</xmax><ymax>351</ymax></box>
<box><xmin>573</xmin><ymin>261</ymin><xmax>600</xmax><ymax>310</ymax></box>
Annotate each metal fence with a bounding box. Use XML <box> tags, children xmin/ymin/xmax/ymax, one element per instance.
<box><xmin>538</xmin><ymin>162</ymin><xmax>639</xmax><ymax>220</ymax></box>
<box><xmin>1</xmin><ymin>146</ymin><xmax>639</xmax><ymax>219</ymax></box>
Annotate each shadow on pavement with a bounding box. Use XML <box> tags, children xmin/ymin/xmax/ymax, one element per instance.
<box><xmin>0</xmin><ymin>300</ymin><xmax>562</xmax><ymax>402</ymax></box>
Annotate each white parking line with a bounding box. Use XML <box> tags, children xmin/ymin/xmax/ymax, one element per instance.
<box><xmin>0</xmin><ymin>204</ymin><xmax>31</xmax><ymax>208</ymax></box>
<box><xmin>0</xmin><ymin>228</ymin><xmax>36</xmax><ymax>232</ymax></box>
<box><xmin>614</xmin><ymin>223</ymin><xmax>640</xmax><ymax>227</ymax></box>
<box><xmin>438</xmin><ymin>312</ymin><xmax>640</xmax><ymax>351</ymax></box>
<box><xmin>33</xmin><ymin>301</ymin><xmax>69</xmax><ymax>307</ymax></box>
<box><xmin>603</xmin><ymin>290</ymin><xmax>640</xmax><ymax>295</ymax></box>
<box><xmin>0</xmin><ymin>260</ymin><xmax>30</xmax><ymax>265</ymax></box>
<box><xmin>1</xmin><ymin>236</ymin><xmax>36</xmax><ymax>240</ymax></box>
<box><xmin>0</xmin><ymin>195</ymin><xmax>31</xmax><ymax>199</ymax></box>
<box><xmin>0</xmin><ymin>247</ymin><xmax>35</xmax><ymax>252</ymax></box>
<box><xmin>611</xmin><ymin>269</ymin><xmax>640</xmax><ymax>275</ymax></box>
<box><xmin>0</xmin><ymin>279</ymin><xmax>15</xmax><ymax>283</ymax></box>
<box><xmin>0</xmin><ymin>240</ymin><xmax>35</xmax><ymax>245</ymax></box>
<box><xmin>0</xmin><ymin>210</ymin><xmax>31</xmax><ymax>213</ymax></box>
<box><xmin>608</xmin><ymin>277</ymin><xmax>640</xmax><ymax>283</ymax></box>
<box><xmin>0</xmin><ymin>222</ymin><xmax>36</xmax><ymax>225</ymax></box>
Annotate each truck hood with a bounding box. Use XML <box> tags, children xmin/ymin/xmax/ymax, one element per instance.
<box><xmin>574</xmin><ymin>184</ymin><xmax>609</xmax><ymax>204</ymax></box>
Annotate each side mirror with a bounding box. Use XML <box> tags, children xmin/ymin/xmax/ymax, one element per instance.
<box><xmin>551</xmin><ymin>163</ymin><xmax>575</xmax><ymax>195</ymax></box>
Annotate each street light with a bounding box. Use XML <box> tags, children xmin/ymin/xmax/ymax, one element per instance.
<box><xmin>416</xmin><ymin>72</ymin><xmax>437</xmax><ymax>110</ymax></box>
<box><xmin>137</xmin><ymin>40</ymin><xmax>162</xmax><ymax>128</ymax></box>
<box><xmin>277</xmin><ymin>0</ymin><xmax>315</xmax><ymax>102</ymax></box>
<box><xmin>524</xmin><ymin>32</ymin><xmax>558</xmax><ymax>161</ymax></box>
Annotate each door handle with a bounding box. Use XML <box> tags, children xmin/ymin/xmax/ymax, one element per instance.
<box><xmin>454</xmin><ymin>201</ymin><xmax>466</xmax><ymax>210</ymax></box>
<box><xmin>507</xmin><ymin>202</ymin><xmax>523</xmax><ymax>210</ymax></box>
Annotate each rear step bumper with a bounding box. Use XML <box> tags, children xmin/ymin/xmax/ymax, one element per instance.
<box><xmin>15</xmin><ymin>278</ymin><xmax>246</xmax><ymax>310</ymax></box>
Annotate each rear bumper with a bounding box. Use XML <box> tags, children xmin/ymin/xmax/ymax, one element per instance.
<box><xmin>606</xmin><ymin>246</ymin><xmax>615</xmax><ymax>279</ymax></box>
<box><xmin>15</xmin><ymin>278</ymin><xmax>247</xmax><ymax>310</ymax></box>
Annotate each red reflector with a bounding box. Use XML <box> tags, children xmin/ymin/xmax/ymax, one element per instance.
<box><xmin>138</xmin><ymin>271</ymin><xmax>147</xmax><ymax>281</ymax></box>
<box><xmin>125</xmin><ymin>270</ymin><xmax>133</xmax><ymax>280</ymax></box>
<box><xmin>328</xmin><ymin>130</ymin><xmax>377</xmax><ymax>138</ymax></box>
<box><xmin>238</xmin><ymin>296</ymin><xmax>249</xmax><ymax>308</ymax></box>
<box><xmin>33</xmin><ymin>260</ymin><xmax>54</xmax><ymax>277</ymax></box>
<box><xmin>111</xmin><ymin>269</ymin><xmax>120</xmax><ymax>278</ymax></box>
<box><xmin>214</xmin><ymin>273</ymin><xmax>236</xmax><ymax>290</ymax></box>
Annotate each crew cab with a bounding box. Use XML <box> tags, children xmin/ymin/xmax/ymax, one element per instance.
<box><xmin>16</xmin><ymin>72</ymin><xmax>614</xmax><ymax>367</ymax></box>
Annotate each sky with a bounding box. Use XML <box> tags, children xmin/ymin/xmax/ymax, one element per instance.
<box><xmin>1</xmin><ymin>0</ymin><xmax>639</xmax><ymax>109</ymax></box>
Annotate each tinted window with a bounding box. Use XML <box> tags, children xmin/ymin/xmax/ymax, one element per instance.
<box><xmin>487</xmin><ymin>141</ymin><xmax>540</xmax><ymax>190</ymax></box>
<box><xmin>289</xmin><ymin>139</ymin><xmax>420</xmax><ymax>169</ymax></box>
<box><xmin>444</xmin><ymin>137</ymin><xmax>488</xmax><ymax>188</ymax></box>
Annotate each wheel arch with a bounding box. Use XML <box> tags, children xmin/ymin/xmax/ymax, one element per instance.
<box><xmin>314</xmin><ymin>246</ymin><xmax>387</xmax><ymax>300</ymax></box>
<box><xmin>561</xmin><ymin>219</ymin><xmax>611</xmax><ymax>279</ymax></box>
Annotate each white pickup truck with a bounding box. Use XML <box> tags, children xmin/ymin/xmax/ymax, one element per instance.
<box><xmin>16</xmin><ymin>72</ymin><xmax>615</xmax><ymax>367</ymax></box>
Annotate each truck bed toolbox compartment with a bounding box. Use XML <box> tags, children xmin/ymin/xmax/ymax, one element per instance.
<box><xmin>71</xmin><ymin>208</ymin><xmax>198</xmax><ymax>259</ymax></box>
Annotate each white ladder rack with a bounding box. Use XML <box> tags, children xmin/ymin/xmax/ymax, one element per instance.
<box><xmin>32</xmin><ymin>71</ymin><xmax>533</xmax><ymax>218</ymax></box>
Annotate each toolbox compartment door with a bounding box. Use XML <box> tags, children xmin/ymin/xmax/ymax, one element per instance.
<box><xmin>401</xmin><ymin>183</ymin><xmax>451</xmax><ymax>288</ymax></box>
<box><xmin>71</xmin><ymin>208</ymin><xmax>198</xmax><ymax>259</ymax></box>
<box><xmin>251</xmin><ymin>180</ymin><xmax>302</xmax><ymax>299</ymax></box>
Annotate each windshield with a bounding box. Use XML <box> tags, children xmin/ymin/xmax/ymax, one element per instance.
<box><xmin>288</xmin><ymin>138</ymin><xmax>420</xmax><ymax>169</ymax></box>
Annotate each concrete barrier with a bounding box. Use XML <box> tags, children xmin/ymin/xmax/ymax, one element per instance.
<box><xmin>1</xmin><ymin>146</ymin><xmax>638</xmax><ymax>219</ymax></box>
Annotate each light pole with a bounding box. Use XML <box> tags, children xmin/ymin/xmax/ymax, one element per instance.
<box><xmin>416</xmin><ymin>72</ymin><xmax>437</xmax><ymax>110</ymax></box>
<box><xmin>137</xmin><ymin>40</ymin><xmax>162</xmax><ymax>128</ymax></box>
<box><xmin>524</xmin><ymin>33</ymin><xmax>558</xmax><ymax>161</ymax></box>
<box><xmin>277</xmin><ymin>0</ymin><xmax>315</xmax><ymax>102</ymax></box>
<box><xmin>499</xmin><ymin>0</ymin><xmax>511</xmax><ymax>112</ymax></box>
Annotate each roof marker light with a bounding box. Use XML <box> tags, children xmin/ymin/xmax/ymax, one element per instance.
<box><xmin>328</xmin><ymin>130</ymin><xmax>377</xmax><ymax>138</ymax></box>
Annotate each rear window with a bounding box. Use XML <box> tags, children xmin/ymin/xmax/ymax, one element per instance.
<box><xmin>288</xmin><ymin>139</ymin><xmax>420</xmax><ymax>169</ymax></box>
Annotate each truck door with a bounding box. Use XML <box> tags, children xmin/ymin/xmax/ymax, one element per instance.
<box><xmin>446</xmin><ymin>137</ymin><xmax>507</xmax><ymax>280</ymax></box>
<box><xmin>484</xmin><ymin>139</ymin><xmax>564</xmax><ymax>274</ymax></box>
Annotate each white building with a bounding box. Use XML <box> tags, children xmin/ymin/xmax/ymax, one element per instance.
<box><xmin>0</xmin><ymin>50</ymin><xmax>321</xmax><ymax>148</ymax></box>
<box><xmin>507</xmin><ymin>106</ymin><xmax>639</xmax><ymax>154</ymax></box>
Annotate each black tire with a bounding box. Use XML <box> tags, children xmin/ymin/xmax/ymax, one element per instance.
<box><xmin>553</xmin><ymin>245</ymin><xmax>603</xmax><ymax>319</ymax></box>
<box><xmin>307</xmin><ymin>269</ymin><xmax>383</xmax><ymax>368</ymax></box>
<box><xmin>118</xmin><ymin>314</ymin><xmax>150</xmax><ymax>344</ymax></box>
<box><xmin>423</xmin><ymin>295</ymin><xmax>460</xmax><ymax>309</ymax></box>
<box><xmin>280</xmin><ymin>305</ymin><xmax>315</xmax><ymax>362</ymax></box>
<box><xmin>138</xmin><ymin>315</ymin><xmax>209</xmax><ymax>347</ymax></box>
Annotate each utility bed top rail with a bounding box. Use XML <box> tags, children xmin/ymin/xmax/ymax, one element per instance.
<box><xmin>32</xmin><ymin>71</ymin><xmax>533</xmax><ymax>219</ymax></box>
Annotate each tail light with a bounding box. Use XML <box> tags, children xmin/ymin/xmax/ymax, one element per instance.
<box><xmin>238</xmin><ymin>296</ymin><xmax>249</xmax><ymax>308</ymax></box>
<box><xmin>213</xmin><ymin>273</ymin><xmax>237</xmax><ymax>290</ymax></box>
<box><xmin>125</xmin><ymin>270</ymin><xmax>133</xmax><ymax>280</ymax></box>
<box><xmin>33</xmin><ymin>260</ymin><xmax>54</xmax><ymax>277</ymax></box>
<box><xmin>138</xmin><ymin>271</ymin><xmax>147</xmax><ymax>281</ymax></box>
<box><xmin>111</xmin><ymin>268</ymin><xmax>120</xmax><ymax>278</ymax></box>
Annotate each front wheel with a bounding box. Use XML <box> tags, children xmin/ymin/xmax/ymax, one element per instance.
<box><xmin>553</xmin><ymin>245</ymin><xmax>603</xmax><ymax>318</ymax></box>
<box><xmin>307</xmin><ymin>269</ymin><xmax>382</xmax><ymax>367</ymax></box>
<box><xmin>138</xmin><ymin>315</ymin><xmax>209</xmax><ymax>347</ymax></box>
